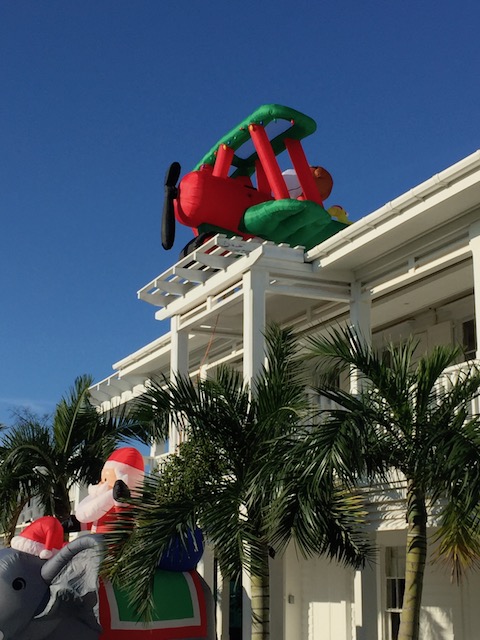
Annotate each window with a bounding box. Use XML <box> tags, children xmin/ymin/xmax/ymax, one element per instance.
<box><xmin>462</xmin><ymin>319</ymin><xmax>476</xmax><ymax>360</ymax></box>
<box><xmin>385</xmin><ymin>546</ymin><xmax>406</xmax><ymax>640</ymax></box>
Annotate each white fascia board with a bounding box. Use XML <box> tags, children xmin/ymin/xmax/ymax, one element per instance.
<box><xmin>113</xmin><ymin>331</ymin><xmax>172</xmax><ymax>371</ymax></box>
<box><xmin>88</xmin><ymin>375</ymin><xmax>147</xmax><ymax>406</ymax></box>
<box><xmin>370</xmin><ymin>244</ymin><xmax>472</xmax><ymax>296</ymax></box>
<box><xmin>306</xmin><ymin>149</ymin><xmax>480</xmax><ymax>269</ymax></box>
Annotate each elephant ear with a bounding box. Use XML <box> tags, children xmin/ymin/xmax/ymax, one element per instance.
<box><xmin>36</xmin><ymin>535</ymin><xmax>104</xmax><ymax>632</ymax></box>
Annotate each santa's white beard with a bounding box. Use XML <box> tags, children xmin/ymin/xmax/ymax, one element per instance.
<box><xmin>87</xmin><ymin>481</ymin><xmax>111</xmax><ymax>497</ymax></box>
<box><xmin>76</xmin><ymin>480</ymin><xmax>114</xmax><ymax>523</ymax></box>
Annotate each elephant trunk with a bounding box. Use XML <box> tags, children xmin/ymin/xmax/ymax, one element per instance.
<box><xmin>40</xmin><ymin>535</ymin><xmax>104</xmax><ymax>585</ymax></box>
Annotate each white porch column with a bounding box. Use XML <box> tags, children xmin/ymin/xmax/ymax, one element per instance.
<box><xmin>469</xmin><ymin>220</ymin><xmax>480</xmax><ymax>359</ymax></box>
<box><xmin>349</xmin><ymin>282</ymin><xmax>374</xmax><ymax>637</ymax></box>
<box><xmin>349</xmin><ymin>281</ymin><xmax>372</xmax><ymax>395</ymax></box>
<box><xmin>169</xmin><ymin>315</ymin><xmax>189</xmax><ymax>452</ymax></box>
<box><xmin>242</xmin><ymin>267</ymin><xmax>268</xmax><ymax>640</ymax></box>
<box><xmin>349</xmin><ymin>281</ymin><xmax>372</xmax><ymax>344</ymax></box>
<box><xmin>243</xmin><ymin>268</ymin><xmax>268</xmax><ymax>383</ymax></box>
<box><xmin>217</xmin><ymin>567</ymin><xmax>231</xmax><ymax>640</ymax></box>
<box><xmin>354</xmin><ymin>561</ymin><xmax>378</xmax><ymax>640</ymax></box>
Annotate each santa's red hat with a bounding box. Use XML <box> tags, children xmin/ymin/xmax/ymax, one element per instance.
<box><xmin>11</xmin><ymin>516</ymin><xmax>64</xmax><ymax>559</ymax></box>
<box><xmin>103</xmin><ymin>446</ymin><xmax>145</xmax><ymax>490</ymax></box>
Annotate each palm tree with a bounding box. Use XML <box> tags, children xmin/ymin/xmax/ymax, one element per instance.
<box><xmin>0</xmin><ymin>374</ymin><xmax>153</xmax><ymax>537</ymax></box>
<box><xmin>304</xmin><ymin>326</ymin><xmax>480</xmax><ymax>640</ymax></box>
<box><xmin>0</xmin><ymin>413</ymin><xmax>51</xmax><ymax>543</ymax></box>
<box><xmin>105</xmin><ymin>325</ymin><xmax>370</xmax><ymax>639</ymax></box>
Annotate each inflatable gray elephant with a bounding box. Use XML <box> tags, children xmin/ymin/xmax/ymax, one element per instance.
<box><xmin>0</xmin><ymin>535</ymin><xmax>215</xmax><ymax>640</ymax></box>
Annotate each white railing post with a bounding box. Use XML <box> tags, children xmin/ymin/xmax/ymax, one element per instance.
<box><xmin>350</xmin><ymin>281</ymin><xmax>372</xmax><ymax>395</ymax></box>
<box><xmin>169</xmin><ymin>315</ymin><xmax>189</xmax><ymax>452</ymax></box>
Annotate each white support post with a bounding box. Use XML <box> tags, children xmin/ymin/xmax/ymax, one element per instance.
<box><xmin>349</xmin><ymin>281</ymin><xmax>374</xmax><ymax>637</ymax></box>
<box><xmin>197</xmin><ymin>544</ymin><xmax>214</xmax><ymax>585</ymax></box>
<box><xmin>169</xmin><ymin>315</ymin><xmax>189</xmax><ymax>452</ymax></box>
<box><xmin>469</xmin><ymin>220</ymin><xmax>480</xmax><ymax>359</ymax></box>
<box><xmin>243</xmin><ymin>268</ymin><xmax>268</xmax><ymax>384</ymax></box>
<box><xmin>350</xmin><ymin>281</ymin><xmax>372</xmax><ymax>344</ymax></box>
<box><xmin>242</xmin><ymin>268</ymin><xmax>267</xmax><ymax>640</ymax></box>
<box><xmin>349</xmin><ymin>281</ymin><xmax>372</xmax><ymax>394</ymax></box>
<box><xmin>217</xmin><ymin>567</ymin><xmax>231</xmax><ymax>640</ymax></box>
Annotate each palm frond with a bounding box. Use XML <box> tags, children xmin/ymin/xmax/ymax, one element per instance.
<box><xmin>414</xmin><ymin>344</ymin><xmax>462</xmax><ymax>419</ymax></box>
<box><xmin>103</xmin><ymin>480</ymin><xmax>199</xmax><ymax>619</ymax></box>
<box><xmin>307</xmin><ymin>325</ymin><xmax>480</xmax><ymax>586</ymax></box>
<box><xmin>53</xmin><ymin>374</ymin><xmax>93</xmax><ymax>453</ymax></box>
<box><xmin>432</xmin><ymin>500</ymin><xmax>480</xmax><ymax>583</ymax></box>
<box><xmin>0</xmin><ymin>374</ymin><xmax>149</xmax><ymax>526</ymax></box>
<box><xmin>254</xmin><ymin>329</ymin><xmax>311</xmax><ymax>441</ymax></box>
<box><xmin>266</xmin><ymin>474</ymin><xmax>372</xmax><ymax>568</ymax></box>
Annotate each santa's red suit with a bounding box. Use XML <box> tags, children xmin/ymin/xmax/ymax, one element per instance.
<box><xmin>75</xmin><ymin>447</ymin><xmax>144</xmax><ymax>534</ymax></box>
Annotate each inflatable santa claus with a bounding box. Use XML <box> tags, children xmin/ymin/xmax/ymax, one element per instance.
<box><xmin>71</xmin><ymin>446</ymin><xmax>145</xmax><ymax>534</ymax></box>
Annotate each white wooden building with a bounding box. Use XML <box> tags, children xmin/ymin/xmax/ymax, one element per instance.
<box><xmin>89</xmin><ymin>149</ymin><xmax>480</xmax><ymax>640</ymax></box>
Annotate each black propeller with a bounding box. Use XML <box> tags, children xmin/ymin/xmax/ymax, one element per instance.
<box><xmin>161</xmin><ymin>161</ymin><xmax>181</xmax><ymax>250</ymax></box>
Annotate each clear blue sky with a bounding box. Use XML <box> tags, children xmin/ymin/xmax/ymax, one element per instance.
<box><xmin>2</xmin><ymin>0</ymin><xmax>480</xmax><ymax>425</ymax></box>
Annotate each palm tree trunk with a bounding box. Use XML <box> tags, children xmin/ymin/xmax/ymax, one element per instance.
<box><xmin>53</xmin><ymin>482</ymin><xmax>73</xmax><ymax>541</ymax></box>
<box><xmin>251</xmin><ymin>545</ymin><xmax>270</xmax><ymax>640</ymax></box>
<box><xmin>53</xmin><ymin>482</ymin><xmax>71</xmax><ymax>522</ymax></box>
<box><xmin>4</xmin><ymin>496</ymin><xmax>30</xmax><ymax>545</ymax></box>
<box><xmin>398</xmin><ymin>479</ymin><xmax>427</xmax><ymax>640</ymax></box>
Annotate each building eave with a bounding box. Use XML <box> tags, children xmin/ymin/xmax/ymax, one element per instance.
<box><xmin>306</xmin><ymin>149</ymin><xmax>480</xmax><ymax>271</ymax></box>
<box><xmin>89</xmin><ymin>149</ymin><xmax>480</xmax><ymax>408</ymax></box>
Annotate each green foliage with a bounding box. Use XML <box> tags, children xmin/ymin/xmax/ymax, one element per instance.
<box><xmin>306</xmin><ymin>328</ymin><xmax>480</xmax><ymax>510</ymax></box>
<box><xmin>0</xmin><ymin>375</ymin><xmax>153</xmax><ymax>535</ymax></box>
<box><xmin>156</xmin><ymin>439</ymin><xmax>226</xmax><ymax>503</ymax></box>
<box><xmin>304</xmin><ymin>325</ymin><xmax>480</xmax><ymax>640</ymax></box>
<box><xmin>105</xmin><ymin>324</ymin><xmax>371</xmax><ymax>622</ymax></box>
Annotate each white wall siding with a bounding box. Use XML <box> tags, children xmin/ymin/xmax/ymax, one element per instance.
<box><xmin>284</xmin><ymin>544</ymin><xmax>355</xmax><ymax>640</ymax></box>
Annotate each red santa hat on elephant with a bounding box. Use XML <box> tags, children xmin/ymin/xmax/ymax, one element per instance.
<box><xmin>11</xmin><ymin>516</ymin><xmax>64</xmax><ymax>559</ymax></box>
